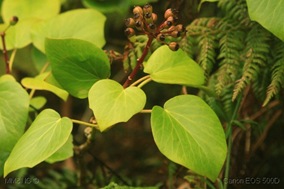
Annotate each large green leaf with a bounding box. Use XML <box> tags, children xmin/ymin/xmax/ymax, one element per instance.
<box><xmin>4</xmin><ymin>109</ymin><xmax>73</xmax><ymax>177</ymax></box>
<box><xmin>0</xmin><ymin>0</ymin><xmax>60</xmax><ymax>50</ymax></box>
<box><xmin>45</xmin><ymin>135</ymin><xmax>73</xmax><ymax>164</ymax></box>
<box><xmin>0</xmin><ymin>75</ymin><xmax>29</xmax><ymax>176</ymax></box>
<box><xmin>88</xmin><ymin>79</ymin><xmax>146</xmax><ymax>131</ymax></box>
<box><xmin>0</xmin><ymin>20</ymin><xmax>37</xmax><ymax>50</ymax></box>
<box><xmin>45</xmin><ymin>38</ymin><xmax>110</xmax><ymax>98</ymax></box>
<box><xmin>246</xmin><ymin>0</ymin><xmax>284</xmax><ymax>41</ymax></box>
<box><xmin>1</xmin><ymin>0</ymin><xmax>60</xmax><ymax>23</ymax></box>
<box><xmin>151</xmin><ymin>95</ymin><xmax>227</xmax><ymax>181</ymax></box>
<box><xmin>32</xmin><ymin>9</ymin><xmax>106</xmax><ymax>52</ymax></box>
<box><xmin>144</xmin><ymin>45</ymin><xmax>205</xmax><ymax>87</ymax></box>
<box><xmin>21</xmin><ymin>72</ymin><xmax>69</xmax><ymax>101</ymax></box>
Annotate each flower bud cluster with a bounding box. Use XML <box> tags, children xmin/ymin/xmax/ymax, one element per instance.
<box><xmin>125</xmin><ymin>4</ymin><xmax>186</xmax><ymax>51</ymax></box>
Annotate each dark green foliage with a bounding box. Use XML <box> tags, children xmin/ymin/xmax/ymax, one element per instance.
<box><xmin>218</xmin><ymin>0</ymin><xmax>249</xmax><ymax>24</ymax></box>
<box><xmin>263</xmin><ymin>40</ymin><xmax>284</xmax><ymax>106</ymax></box>
<box><xmin>232</xmin><ymin>24</ymin><xmax>271</xmax><ymax>101</ymax></box>
<box><xmin>185</xmin><ymin>18</ymin><xmax>220</xmax><ymax>77</ymax></box>
<box><xmin>216</xmin><ymin>30</ymin><xmax>245</xmax><ymax>95</ymax></box>
<box><xmin>182</xmin><ymin>0</ymin><xmax>284</xmax><ymax>109</ymax></box>
<box><xmin>196</xmin><ymin>33</ymin><xmax>218</xmax><ymax>76</ymax></box>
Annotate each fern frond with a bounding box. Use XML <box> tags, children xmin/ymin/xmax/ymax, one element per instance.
<box><xmin>218</xmin><ymin>0</ymin><xmax>248</xmax><ymax>23</ymax></box>
<box><xmin>187</xmin><ymin>17</ymin><xmax>220</xmax><ymax>34</ymax></box>
<box><xmin>184</xmin><ymin>18</ymin><xmax>220</xmax><ymax>76</ymax></box>
<box><xmin>215</xmin><ymin>30</ymin><xmax>245</xmax><ymax>95</ymax></box>
<box><xmin>263</xmin><ymin>41</ymin><xmax>284</xmax><ymax>106</ymax></box>
<box><xmin>232</xmin><ymin>24</ymin><xmax>271</xmax><ymax>101</ymax></box>
<box><xmin>180</xmin><ymin>34</ymin><xmax>195</xmax><ymax>58</ymax></box>
<box><xmin>221</xmin><ymin>84</ymin><xmax>236</xmax><ymax>119</ymax></box>
<box><xmin>196</xmin><ymin>33</ymin><xmax>218</xmax><ymax>76</ymax></box>
<box><xmin>200</xmin><ymin>74</ymin><xmax>233</xmax><ymax>121</ymax></box>
<box><xmin>252</xmin><ymin>67</ymin><xmax>271</xmax><ymax>103</ymax></box>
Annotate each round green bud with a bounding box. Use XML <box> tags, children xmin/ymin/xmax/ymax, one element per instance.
<box><xmin>10</xmin><ymin>16</ymin><xmax>19</xmax><ymax>26</ymax></box>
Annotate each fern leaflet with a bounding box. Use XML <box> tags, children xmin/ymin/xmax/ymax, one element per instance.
<box><xmin>263</xmin><ymin>41</ymin><xmax>284</xmax><ymax>106</ymax></box>
<box><xmin>232</xmin><ymin>24</ymin><xmax>271</xmax><ymax>101</ymax></box>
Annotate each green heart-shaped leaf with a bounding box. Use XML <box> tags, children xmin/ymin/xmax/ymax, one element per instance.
<box><xmin>4</xmin><ymin>109</ymin><xmax>72</xmax><ymax>176</ymax></box>
<box><xmin>32</xmin><ymin>9</ymin><xmax>106</xmax><ymax>52</ymax></box>
<box><xmin>45</xmin><ymin>135</ymin><xmax>73</xmax><ymax>164</ymax></box>
<box><xmin>247</xmin><ymin>0</ymin><xmax>284</xmax><ymax>42</ymax></box>
<box><xmin>0</xmin><ymin>19</ymin><xmax>38</xmax><ymax>50</ymax></box>
<box><xmin>0</xmin><ymin>0</ymin><xmax>60</xmax><ymax>50</ymax></box>
<box><xmin>88</xmin><ymin>79</ymin><xmax>146</xmax><ymax>131</ymax></box>
<box><xmin>151</xmin><ymin>95</ymin><xmax>227</xmax><ymax>181</ymax></box>
<box><xmin>0</xmin><ymin>75</ymin><xmax>29</xmax><ymax>176</ymax></box>
<box><xmin>144</xmin><ymin>45</ymin><xmax>205</xmax><ymax>87</ymax></box>
<box><xmin>45</xmin><ymin>38</ymin><xmax>110</xmax><ymax>98</ymax></box>
<box><xmin>1</xmin><ymin>0</ymin><xmax>60</xmax><ymax>23</ymax></box>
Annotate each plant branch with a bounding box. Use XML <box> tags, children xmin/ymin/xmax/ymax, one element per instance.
<box><xmin>252</xmin><ymin>110</ymin><xmax>282</xmax><ymax>153</ymax></box>
<box><xmin>123</xmin><ymin>36</ymin><xmax>154</xmax><ymax>88</ymax></box>
<box><xmin>91</xmin><ymin>155</ymin><xmax>130</xmax><ymax>186</ymax></box>
<box><xmin>0</xmin><ymin>31</ymin><xmax>10</xmax><ymax>74</ymax></box>
<box><xmin>71</xmin><ymin>119</ymin><xmax>99</xmax><ymax>130</ymax></box>
<box><xmin>74</xmin><ymin>127</ymin><xmax>96</xmax><ymax>186</ymax></box>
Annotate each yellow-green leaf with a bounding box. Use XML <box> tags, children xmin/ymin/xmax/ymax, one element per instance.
<box><xmin>88</xmin><ymin>79</ymin><xmax>146</xmax><ymax>131</ymax></box>
<box><xmin>151</xmin><ymin>95</ymin><xmax>227</xmax><ymax>181</ymax></box>
<box><xmin>4</xmin><ymin>109</ymin><xmax>72</xmax><ymax>176</ymax></box>
<box><xmin>144</xmin><ymin>46</ymin><xmax>205</xmax><ymax>87</ymax></box>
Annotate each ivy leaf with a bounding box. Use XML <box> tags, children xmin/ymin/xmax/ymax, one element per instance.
<box><xmin>4</xmin><ymin>109</ymin><xmax>72</xmax><ymax>177</ymax></box>
<box><xmin>246</xmin><ymin>0</ymin><xmax>284</xmax><ymax>42</ymax></box>
<box><xmin>21</xmin><ymin>72</ymin><xmax>69</xmax><ymax>101</ymax></box>
<box><xmin>144</xmin><ymin>45</ymin><xmax>205</xmax><ymax>87</ymax></box>
<box><xmin>88</xmin><ymin>79</ymin><xmax>146</xmax><ymax>131</ymax></box>
<box><xmin>32</xmin><ymin>9</ymin><xmax>106</xmax><ymax>52</ymax></box>
<box><xmin>45</xmin><ymin>38</ymin><xmax>110</xmax><ymax>99</ymax></box>
<box><xmin>151</xmin><ymin>95</ymin><xmax>227</xmax><ymax>181</ymax></box>
<box><xmin>0</xmin><ymin>75</ymin><xmax>29</xmax><ymax>176</ymax></box>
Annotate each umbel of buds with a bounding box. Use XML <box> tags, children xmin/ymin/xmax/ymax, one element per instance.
<box><xmin>125</xmin><ymin>4</ymin><xmax>186</xmax><ymax>51</ymax></box>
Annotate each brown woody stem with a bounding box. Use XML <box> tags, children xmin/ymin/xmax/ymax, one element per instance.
<box><xmin>123</xmin><ymin>36</ymin><xmax>153</xmax><ymax>88</ymax></box>
<box><xmin>0</xmin><ymin>31</ymin><xmax>10</xmax><ymax>74</ymax></box>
